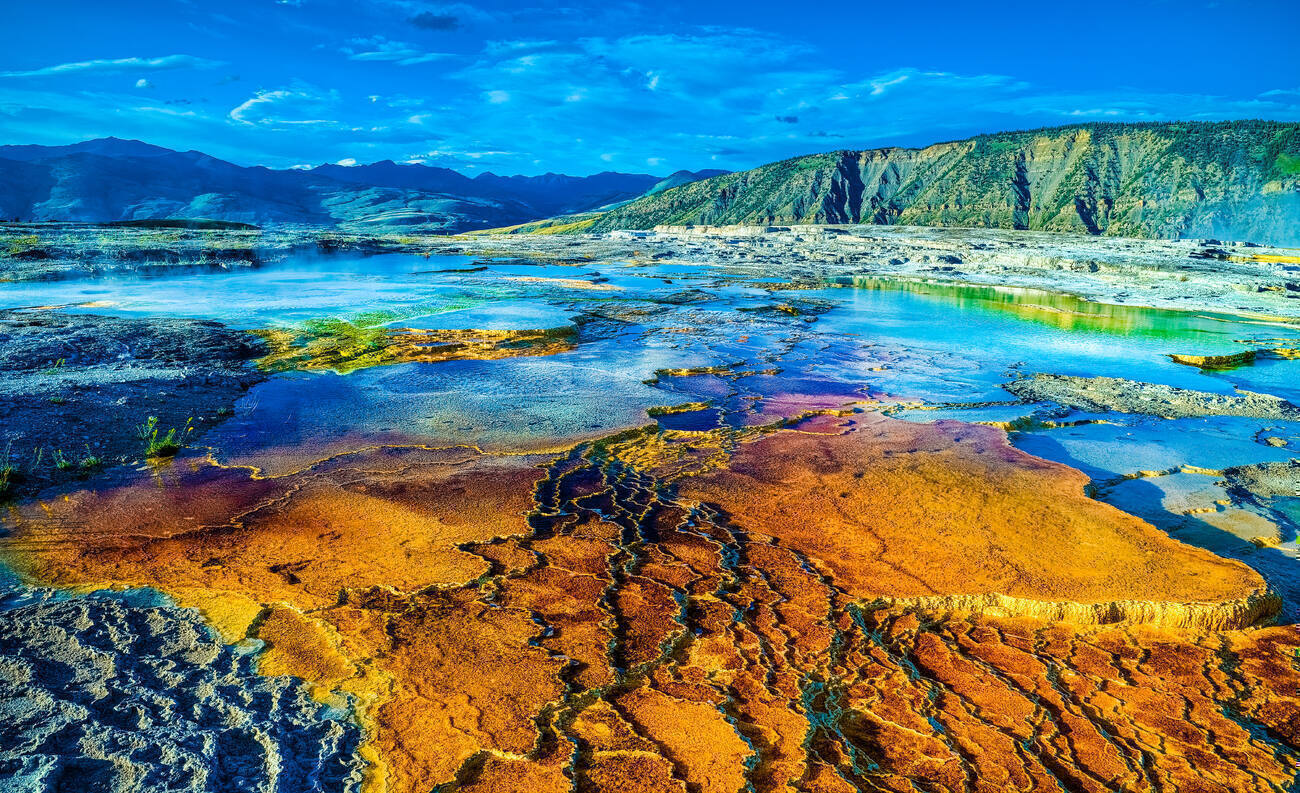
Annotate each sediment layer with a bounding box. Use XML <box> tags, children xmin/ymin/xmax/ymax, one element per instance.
<box><xmin>868</xmin><ymin>590</ymin><xmax>1280</xmax><ymax>632</ymax></box>
<box><xmin>677</xmin><ymin>413</ymin><xmax>1271</xmax><ymax>626</ymax></box>
<box><xmin>1004</xmin><ymin>372</ymin><xmax>1300</xmax><ymax>420</ymax></box>
<box><xmin>0</xmin><ymin>585</ymin><xmax>365</xmax><ymax>793</ymax></box>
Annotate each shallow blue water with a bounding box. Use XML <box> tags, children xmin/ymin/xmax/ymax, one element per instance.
<box><xmin>6</xmin><ymin>250</ymin><xmax>1298</xmax><ymax>491</ymax></box>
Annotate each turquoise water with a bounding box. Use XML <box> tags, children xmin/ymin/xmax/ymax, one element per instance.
<box><xmin>813</xmin><ymin>278</ymin><xmax>1300</xmax><ymax>403</ymax></box>
<box><xmin>6</xmin><ymin>251</ymin><xmax>1298</xmax><ymax>567</ymax></box>
<box><xmin>8</xmin><ymin>250</ymin><xmax>1297</xmax><ymax>433</ymax></box>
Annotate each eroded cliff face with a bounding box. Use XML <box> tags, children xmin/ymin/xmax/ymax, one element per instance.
<box><xmin>590</xmin><ymin>121</ymin><xmax>1300</xmax><ymax>244</ymax></box>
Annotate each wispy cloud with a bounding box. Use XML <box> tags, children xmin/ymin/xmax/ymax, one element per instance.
<box><xmin>483</xmin><ymin>40</ymin><xmax>559</xmax><ymax>56</ymax></box>
<box><xmin>1</xmin><ymin>19</ymin><xmax>1296</xmax><ymax>176</ymax></box>
<box><xmin>0</xmin><ymin>54</ymin><xmax>223</xmax><ymax>78</ymax></box>
<box><xmin>435</xmin><ymin>30</ymin><xmax>1300</xmax><ymax>173</ymax></box>
<box><xmin>228</xmin><ymin>84</ymin><xmax>341</xmax><ymax>126</ymax></box>
<box><xmin>341</xmin><ymin>36</ymin><xmax>451</xmax><ymax>66</ymax></box>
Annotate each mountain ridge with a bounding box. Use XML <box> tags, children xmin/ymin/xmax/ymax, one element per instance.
<box><xmin>585</xmin><ymin>121</ymin><xmax>1300</xmax><ymax>245</ymax></box>
<box><xmin>0</xmin><ymin>138</ymin><xmax>723</xmax><ymax>231</ymax></box>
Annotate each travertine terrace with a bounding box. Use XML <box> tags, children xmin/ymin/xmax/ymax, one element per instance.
<box><xmin>3</xmin><ymin>408</ymin><xmax>1298</xmax><ymax>791</ymax></box>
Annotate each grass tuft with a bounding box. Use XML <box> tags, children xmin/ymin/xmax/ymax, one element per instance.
<box><xmin>0</xmin><ymin>442</ymin><xmax>17</xmax><ymax>496</ymax></box>
<box><xmin>136</xmin><ymin>416</ymin><xmax>194</xmax><ymax>458</ymax></box>
<box><xmin>78</xmin><ymin>445</ymin><xmax>103</xmax><ymax>471</ymax></box>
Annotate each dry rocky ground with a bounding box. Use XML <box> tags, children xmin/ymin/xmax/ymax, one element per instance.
<box><xmin>5</xmin><ymin>223</ymin><xmax>1300</xmax><ymax>318</ymax></box>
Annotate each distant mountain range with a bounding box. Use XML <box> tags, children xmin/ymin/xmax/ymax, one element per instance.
<box><xmin>587</xmin><ymin>121</ymin><xmax>1300</xmax><ymax>245</ymax></box>
<box><xmin>6</xmin><ymin>122</ymin><xmax>1297</xmax><ymax>243</ymax></box>
<box><xmin>0</xmin><ymin>138</ymin><xmax>724</xmax><ymax>232</ymax></box>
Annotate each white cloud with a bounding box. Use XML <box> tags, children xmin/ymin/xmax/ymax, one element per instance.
<box><xmin>408</xmin><ymin>146</ymin><xmax>514</xmax><ymax>166</ymax></box>
<box><xmin>1</xmin><ymin>54</ymin><xmax>223</xmax><ymax>78</ymax></box>
<box><xmin>484</xmin><ymin>40</ymin><xmax>560</xmax><ymax>57</ymax></box>
<box><xmin>133</xmin><ymin>105</ymin><xmax>198</xmax><ymax>118</ymax></box>
<box><xmin>228</xmin><ymin>90</ymin><xmax>292</xmax><ymax>123</ymax></box>
<box><xmin>869</xmin><ymin>73</ymin><xmax>909</xmax><ymax>96</ymax></box>
<box><xmin>228</xmin><ymin>84</ymin><xmax>341</xmax><ymax>126</ymax></box>
<box><xmin>341</xmin><ymin>36</ymin><xmax>451</xmax><ymax>66</ymax></box>
<box><xmin>3</xmin><ymin>25</ymin><xmax>1297</xmax><ymax>176</ymax></box>
<box><xmin>433</xmin><ymin>30</ymin><xmax>1300</xmax><ymax>174</ymax></box>
<box><xmin>1062</xmin><ymin>108</ymin><xmax>1125</xmax><ymax>117</ymax></box>
<box><xmin>135</xmin><ymin>78</ymin><xmax>152</xmax><ymax>89</ymax></box>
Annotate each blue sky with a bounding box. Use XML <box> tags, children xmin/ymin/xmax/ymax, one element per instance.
<box><xmin>1</xmin><ymin>0</ymin><xmax>1297</xmax><ymax>175</ymax></box>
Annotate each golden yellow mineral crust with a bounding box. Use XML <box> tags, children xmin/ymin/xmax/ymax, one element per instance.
<box><xmin>677</xmin><ymin>413</ymin><xmax>1275</xmax><ymax>628</ymax></box>
<box><xmin>2</xmin><ymin>414</ymin><xmax>1297</xmax><ymax>792</ymax></box>
<box><xmin>255</xmin><ymin>322</ymin><xmax>575</xmax><ymax>374</ymax></box>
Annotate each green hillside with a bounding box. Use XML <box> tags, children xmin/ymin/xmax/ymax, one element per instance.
<box><xmin>586</xmin><ymin>121</ymin><xmax>1300</xmax><ymax>244</ymax></box>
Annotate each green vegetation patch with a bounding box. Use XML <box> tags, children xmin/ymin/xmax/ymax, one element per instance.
<box><xmin>1276</xmin><ymin>153</ymin><xmax>1300</xmax><ymax>176</ymax></box>
<box><xmin>255</xmin><ymin>298</ymin><xmax>579</xmax><ymax>375</ymax></box>
<box><xmin>137</xmin><ymin>416</ymin><xmax>194</xmax><ymax>458</ymax></box>
<box><xmin>4</xmin><ymin>234</ymin><xmax>44</xmax><ymax>257</ymax></box>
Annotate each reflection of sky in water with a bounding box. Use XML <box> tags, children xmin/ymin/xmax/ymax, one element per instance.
<box><xmin>206</xmin><ymin>336</ymin><xmax>701</xmax><ymax>474</ymax></box>
<box><xmin>1013</xmin><ymin>415</ymin><xmax>1298</xmax><ymax>481</ymax></box>
<box><xmin>1</xmin><ymin>253</ymin><xmax>483</xmax><ymax>328</ymax></box>
<box><xmin>0</xmin><ymin>253</ymin><xmax>667</xmax><ymax>329</ymax></box>
<box><xmin>391</xmin><ymin>300</ymin><xmax>573</xmax><ymax>331</ymax></box>
<box><xmin>11</xmin><ymin>251</ymin><xmax>1298</xmax><ymax>493</ymax></box>
<box><xmin>814</xmin><ymin>280</ymin><xmax>1297</xmax><ymax>399</ymax></box>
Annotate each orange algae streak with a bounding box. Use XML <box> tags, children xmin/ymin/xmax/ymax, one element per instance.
<box><xmin>343</xmin><ymin>587</ymin><xmax>567</xmax><ymax>788</ymax></box>
<box><xmin>255</xmin><ymin>606</ymin><xmax>353</xmax><ymax>693</ymax></box>
<box><xmin>614</xmin><ymin>687</ymin><xmax>752</xmax><ymax>793</ymax></box>
<box><xmin>501</xmin><ymin>275</ymin><xmax>621</xmax><ymax>290</ymax></box>
<box><xmin>2</xmin><ymin>446</ymin><xmax>546</xmax><ymax>609</ymax></box>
